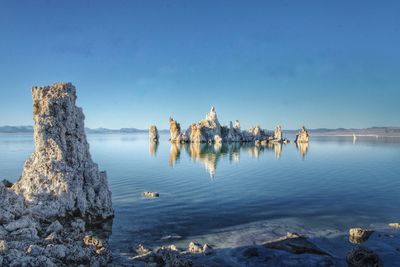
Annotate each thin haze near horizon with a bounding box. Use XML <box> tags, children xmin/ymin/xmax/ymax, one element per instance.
<box><xmin>0</xmin><ymin>0</ymin><xmax>399</xmax><ymax>130</ymax></box>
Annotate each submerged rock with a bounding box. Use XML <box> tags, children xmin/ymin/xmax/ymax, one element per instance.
<box><xmin>12</xmin><ymin>83</ymin><xmax>113</xmax><ymax>222</ymax></box>
<box><xmin>149</xmin><ymin>125</ymin><xmax>159</xmax><ymax>142</ymax></box>
<box><xmin>295</xmin><ymin>126</ymin><xmax>309</xmax><ymax>143</ymax></box>
<box><xmin>346</xmin><ymin>247</ymin><xmax>383</xmax><ymax>267</ymax></box>
<box><xmin>263</xmin><ymin>232</ymin><xmax>330</xmax><ymax>256</ymax></box>
<box><xmin>349</xmin><ymin>228</ymin><xmax>374</xmax><ymax>244</ymax></box>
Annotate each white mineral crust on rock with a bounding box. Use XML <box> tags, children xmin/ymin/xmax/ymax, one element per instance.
<box><xmin>12</xmin><ymin>83</ymin><xmax>113</xmax><ymax>221</ymax></box>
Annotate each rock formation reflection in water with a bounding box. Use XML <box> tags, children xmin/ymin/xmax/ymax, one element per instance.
<box><xmin>168</xmin><ymin>142</ymin><xmax>290</xmax><ymax>177</ymax></box>
<box><xmin>149</xmin><ymin>141</ymin><xmax>159</xmax><ymax>157</ymax></box>
<box><xmin>296</xmin><ymin>142</ymin><xmax>309</xmax><ymax>159</ymax></box>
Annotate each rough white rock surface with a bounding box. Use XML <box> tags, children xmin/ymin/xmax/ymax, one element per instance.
<box><xmin>1</xmin><ymin>83</ymin><xmax>114</xmax><ymax>266</ymax></box>
<box><xmin>12</xmin><ymin>83</ymin><xmax>113</xmax><ymax>222</ymax></box>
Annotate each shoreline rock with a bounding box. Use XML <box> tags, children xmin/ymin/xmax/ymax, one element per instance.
<box><xmin>1</xmin><ymin>83</ymin><xmax>114</xmax><ymax>266</ymax></box>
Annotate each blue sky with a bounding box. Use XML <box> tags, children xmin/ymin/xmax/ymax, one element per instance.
<box><xmin>0</xmin><ymin>0</ymin><xmax>399</xmax><ymax>130</ymax></box>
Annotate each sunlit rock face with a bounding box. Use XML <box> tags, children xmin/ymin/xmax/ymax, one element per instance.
<box><xmin>188</xmin><ymin>123</ymin><xmax>206</xmax><ymax>143</ymax></box>
<box><xmin>190</xmin><ymin>106</ymin><xmax>223</xmax><ymax>143</ymax></box>
<box><xmin>149</xmin><ymin>125</ymin><xmax>159</xmax><ymax>142</ymax></box>
<box><xmin>12</xmin><ymin>83</ymin><xmax>113</xmax><ymax>221</ymax></box>
<box><xmin>169</xmin><ymin>117</ymin><xmax>187</xmax><ymax>143</ymax></box>
<box><xmin>295</xmin><ymin>126</ymin><xmax>309</xmax><ymax>143</ymax></box>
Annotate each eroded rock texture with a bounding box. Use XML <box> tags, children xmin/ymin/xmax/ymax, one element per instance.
<box><xmin>12</xmin><ymin>83</ymin><xmax>113</xmax><ymax>221</ymax></box>
<box><xmin>1</xmin><ymin>83</ymin><xmax>113</xmax><ymax>266</ymax></box>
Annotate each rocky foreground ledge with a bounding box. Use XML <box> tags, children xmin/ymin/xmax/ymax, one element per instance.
<box><xmin>0</xmin><ymin>83</ymin><xmax>113</xmax><ymax>266</ymax></box>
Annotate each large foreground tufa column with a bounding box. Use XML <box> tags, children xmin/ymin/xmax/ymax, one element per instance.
<box><xmin>13</xmin><ymin>83</ymin><xmax>113</xmax><ymax>222</ymax></box>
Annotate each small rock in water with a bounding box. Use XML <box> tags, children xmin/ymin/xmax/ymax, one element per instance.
<box><xmin>143</xmin><ymin>191</ymin><xmax>160</xmax><ymax>198</ymax></box>
<box><xmin>349</xmin><ymin>228</ymin><xmax>374</xmax><ymax>244</ymax></box>
<box><xmin>389</xmin><ymin>223</ymin><xmax>400</xmax><ymax>229</ymax></box>
<box><xmin>188</xmin><ymin>241</ymin><xmax>213</xmax><ymax>255</ymax></box>
<box><xmin>346</xmin><ymin>247</ymin><xmax>383</xmax><ymax>267</ymax></box>
<box><xmin>136</xmin><ymin>244</ymin><xmax>151</xmax><ymax>256</ymax></box>
<box><xmin>188</xmin><ymin>241</ymin><xmax>203</xmax><ymax>253</ymax></box>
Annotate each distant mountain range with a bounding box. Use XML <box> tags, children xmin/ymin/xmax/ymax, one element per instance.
<box><xmin>1</xmin><ymin>126</ymin><xmax>399</xmax><ymax>137</ymax></box>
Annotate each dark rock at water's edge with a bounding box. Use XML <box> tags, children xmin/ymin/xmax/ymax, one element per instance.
<box><xmin>347</xmin><ymin>247</ymin><xmax>383</xmax><ymax>267</ymax></box>
<box><xmin>1</xmin><ymin>179</ymin><xmax>13</xmax><ymax>188</ymax></box>
<box><xmin>0</xmin><ymin>83</ymin><xmax>114</xmax><ymax>266</ymax></box>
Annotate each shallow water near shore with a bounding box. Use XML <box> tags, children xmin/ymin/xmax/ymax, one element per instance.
<box><xmin>1</xmin><ymin>133</ymin><xmax>400</xmax><ymax>265</ymax></box>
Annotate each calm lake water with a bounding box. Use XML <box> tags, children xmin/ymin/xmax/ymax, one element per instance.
<box><xmin>1</xmin><ymin>133</ymin><xmax>400</xmax><ymax>264</ymax></box>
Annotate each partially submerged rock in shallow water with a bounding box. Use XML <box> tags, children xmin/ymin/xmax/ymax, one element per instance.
<box><xmin>188</xmin><ymin>242</ymin><xmax>203</xmax><ymax>253</ymax></box>
<box><xmin>346</xmin><ymin>247</ymin><xmax>383</xmax><ymax>267</ymax></box>
<box><xmin>188</xmin><ymin>241</ymin><xmax>213</xmax><ymax>255</ymax></box>
<box><xmin>143</xmin><ymin>191</ymin><xmax>160</xmax><ymax>198</ymax></box>
<box><xmin>135</xmin><ymin>244</ymin><xmax>151</xmax><ymax>256</ymax></box>
<box><xmin>263</xmin><ymin>232</ymin><xmax>330</xmax><ymax>256</ymax></box>
<box><xmin>389</xmin><ymin>223</ymin><xmax>400</xmax><ymax>229</ymax></box>
<box><xmin>349</xmin><ymin>228</ymin><xmax>374</xmax><ymax>244</ymax></box>
<box><xmin>132</xmin><ymin>245</ymin><xmax>192</xmax><ymax>267</ymax></box>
